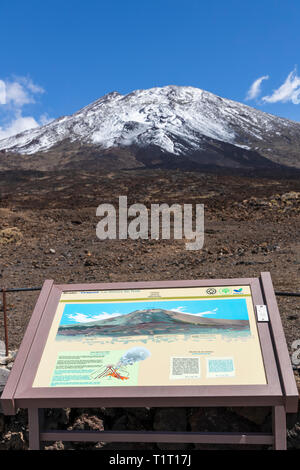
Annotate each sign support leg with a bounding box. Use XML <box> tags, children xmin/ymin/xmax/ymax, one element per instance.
<box><xmin>28</xmin><ymin>408</ymin><xmax>43</xmax><ymax>450</ymax></box>
<box><xmin>272</xmin><ymin>405</ymin><xmax>287</xmax><ymax>450</ymax></box>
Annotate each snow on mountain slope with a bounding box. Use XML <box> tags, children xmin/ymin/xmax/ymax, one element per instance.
<box><xmin>0</xmin><ymin>85</ymin><xmax>299</xmax><ymax>167</ymax></box>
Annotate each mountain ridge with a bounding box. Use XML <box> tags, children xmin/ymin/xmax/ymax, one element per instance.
<box><xmin>57</xmin><ymin>307</ymin><xmax>250</xmax><ymax>338</ymax></box>
<box><xmin>1</xmin><ymin>85</ymin><xmax>300</xmax><ymax>170</ymax></box>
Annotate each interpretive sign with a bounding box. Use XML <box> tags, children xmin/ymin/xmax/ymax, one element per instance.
<box><xmin>1</xmin><ymin>273</ymin><xmax>298</xmax><ymax>450</ymax></box>
<box><xmin>34</xmin><ymin>285</ymin><xmax>266</xmax><ymax>388</ymax></box>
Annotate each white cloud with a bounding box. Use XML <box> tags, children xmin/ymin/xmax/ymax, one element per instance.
<box><xmin>39</xmin><ymin>113</ymin><xmax>53</xmax><ymax>126</ymax></box>
<box><xmin>262</xmin><ymin>68</ymin><xmax>300</xmax><ymax>104</ymax></box>
<box><xmin>170</xmin><ymin>306</ymin><xmax>187</xmax><ymax>313</ymax></box>
<box><xmin>193</xmin><ymin>308</ymin><xmax>218</xmax><ymax>317</ymax></box>
<box><xmin>0</xmin><ymin>76</ymin><xmax>49</xmax><ymax>141</ymax></box>
<box><xmin>5</xmin><ymin>81</ymin><xmax>33</xmax><ymax>106</ymax></box>
<box><xmin>171</xmin><ymin>307</ymin><xmax>218</xmax><ymax>317</ymax></box>
<box><xmin>246</xmin><ymin>75</ymin><xmax>269</xmax><ymax>101</ymax></box>
<box><xmin>67</xmin><ymin>312</ymin><xmax>121</xmax><ymax>323</ymax></box>
<box><xmin>0</xmin><ymin>80</ymin><xmax>5</xmax><ymax>105</ymax></box>
<box><xmin>1</xmin><ymin>77</ymin><xmax>44</xmax><ymax>107</ymax></box>
<box><xmin>18</xmin><ymin>77</ymin><xmax>45</xmax><ymax>95</ymax></box>
<box><xmin>0</xmin><ymin>115</ymin><xmax>39</xmax><ymax>140</ymax></box>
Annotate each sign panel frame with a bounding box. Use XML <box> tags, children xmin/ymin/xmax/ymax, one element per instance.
<box><xmin>1</xmin><ymin>273</ymin><xmax>298</xmax><ymax>450</ymax></box>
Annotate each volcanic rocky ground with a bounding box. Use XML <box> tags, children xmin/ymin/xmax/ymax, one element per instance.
<box><xmin>0</xmin><ymin>167</ymin><xmax>299</xmax><ymax>450</ymax></box>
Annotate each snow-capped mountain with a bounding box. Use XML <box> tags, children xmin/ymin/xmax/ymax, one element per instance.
<box><xmin>1</xmin><ymin>85</ymin><xmax>300</xmax><ymax>170</ymax></box>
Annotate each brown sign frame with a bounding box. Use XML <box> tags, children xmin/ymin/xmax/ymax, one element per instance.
<box><xmin>1</xmin><ymin>272</ymin><xmax>298</xmax><ymax>450</ymax></box>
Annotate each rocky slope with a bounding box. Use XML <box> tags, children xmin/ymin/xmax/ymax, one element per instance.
<box><xmin>0</xmin><ymin>169</ymin><xmax>300</xmax><ymax>449</ymax></box>
<box><xmin>0</xmin><ymin>86</ymin><xmax>300</xmax><ymax>170</ymax></box>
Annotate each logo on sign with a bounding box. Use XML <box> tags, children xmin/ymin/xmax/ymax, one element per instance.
<box><xmin>206</xmin><ymin>288</ymin><xmax>217</xmax><ymax>295</ymax></box>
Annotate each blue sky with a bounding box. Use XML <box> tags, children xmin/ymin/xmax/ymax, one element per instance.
<box><xmin>59</xmin><ymin>298</ymin><xmax>249</xmax><ymax>325</ymax></box>
<box><xmin>0</xmin><ymin>0</ymin><xmax>300</xmax><ymax>140</ymax></box>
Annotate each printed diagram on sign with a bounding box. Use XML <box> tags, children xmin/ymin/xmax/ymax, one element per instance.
<box><xmin>48</xmin><ymin>287</ymin><xmax>263</xmax><ymax>388</ymax></box>
<box><xmin>90</xmin><ymin>364</ymin><xmax>130</xmax><ymax>381</ymax></box>
<box><xmin>57</xmin><ymin>298</ymin><xmax>251</xmax><ymax>344</ymax></box>
<box><xmin>90</xmin><ymin>347</ymin><xmax>151</xmax><ymax>382</ymax></box>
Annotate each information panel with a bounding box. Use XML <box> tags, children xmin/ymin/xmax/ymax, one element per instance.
<box><xmin>33</xmin><ymin>285</ymin><xmax>266</xmax><ymax>388</ymax></box>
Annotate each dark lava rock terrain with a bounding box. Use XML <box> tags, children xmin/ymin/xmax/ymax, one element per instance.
<box><xmin>0</xmin><ymin>168</ymin><xmax>299</xmax><ymax>450</ymax></box>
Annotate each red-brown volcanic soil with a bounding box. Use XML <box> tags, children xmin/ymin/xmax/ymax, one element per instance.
<box><xmin>0</xmin><ymin>168</ymin><xmax>300</xmax><ymax>450</ymax></box>
<box><xmin>0</xmin><ymin>169</ymin><xmax>299</xmax><ymax>351</ymax></box>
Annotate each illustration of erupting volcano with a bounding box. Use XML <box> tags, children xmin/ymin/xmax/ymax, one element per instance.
<box><xmin>90</xmin><ymin>346</ymin><xmax>151</xmax><ymax>382</ymax></box>
<box><xmin>90</xmin><ymin>364</ymin><xmax>129</xmax><ymax>381</ymax></box>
